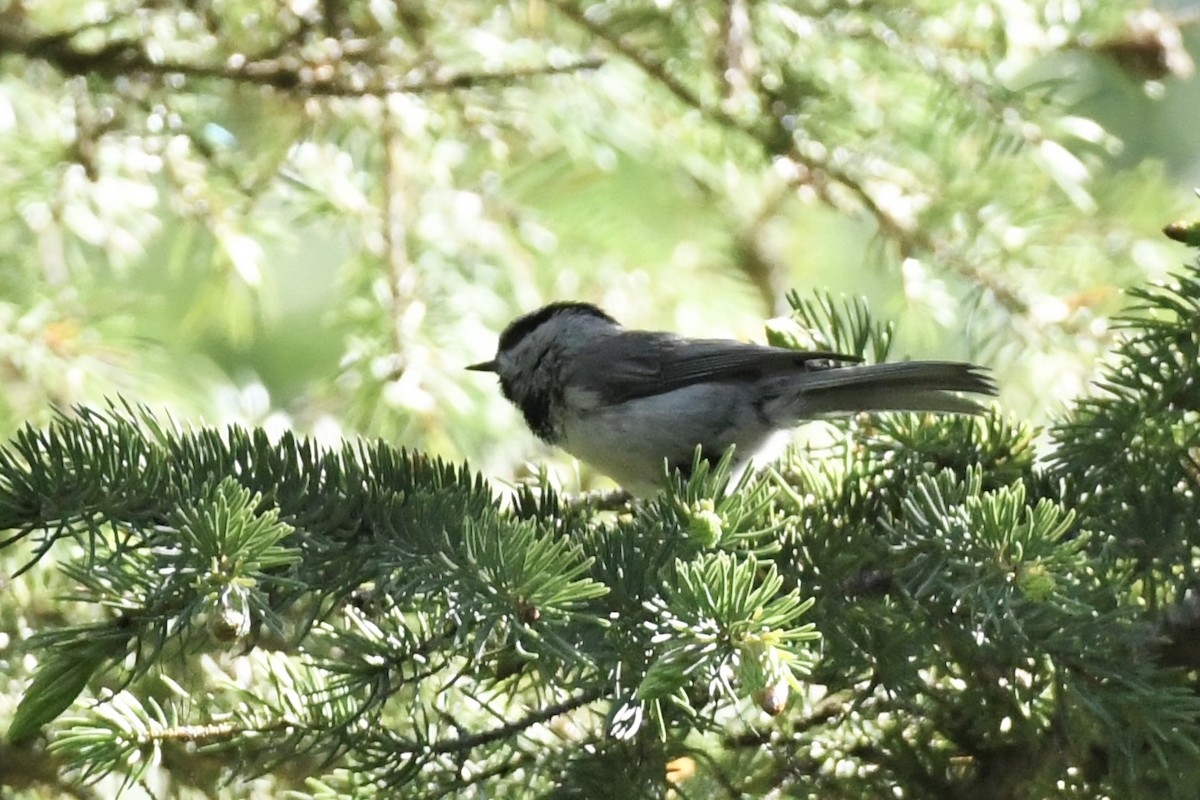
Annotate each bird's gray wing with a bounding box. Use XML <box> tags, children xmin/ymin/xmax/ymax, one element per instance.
<box><xmin>567</xmin><ymin>331</ymin><xmax>860</xmax><ymax>405</ymax></box>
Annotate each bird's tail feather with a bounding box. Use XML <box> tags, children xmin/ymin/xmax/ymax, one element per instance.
<box><xmin>775</xmin><ymin>361</ymin><xmax>996</xmax><ymax>419</ymax></box>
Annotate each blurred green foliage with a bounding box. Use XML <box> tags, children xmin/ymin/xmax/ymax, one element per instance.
<box><xmin>0</xmin><ymin>0</ymin><xmax>1194</xmax><ymax>479</ymax></box>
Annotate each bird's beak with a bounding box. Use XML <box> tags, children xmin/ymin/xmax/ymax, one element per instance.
<box><xmin>466</xmin><ymin>360</ymin><xmax>497</xmax><ymax>372</ymax></box>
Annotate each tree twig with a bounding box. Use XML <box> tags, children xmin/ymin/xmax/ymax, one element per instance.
<box><xmin>548</xmin><ymin>0</ymin><xmax>1031</xmax><ymax>318</ymax></box>
<box><xmin>0</xmin><ymin>19</ymin><xmax>604</xmax><ymax>97</ymax></box>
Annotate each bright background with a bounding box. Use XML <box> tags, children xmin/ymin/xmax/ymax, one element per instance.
<box><xmin>0</xmin><ymin>0</ymin><xmax>1198</xmax><ymax>491</ymax></box>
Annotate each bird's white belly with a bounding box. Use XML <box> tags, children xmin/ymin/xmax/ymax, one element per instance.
<box><xmin>559</xmin><ymin>384</ymin><xmax>780</xmax><ymax>493</ymax></box>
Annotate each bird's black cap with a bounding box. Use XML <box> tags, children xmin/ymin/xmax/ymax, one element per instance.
<box><xmin>497</xmin><ymin>302</ymin><xmax>616</xmax><ymax>353</ymax></box>
<box><xmin>467</xmin><ymin>302</ymin><xmax>617</xmax><ymax>371</ymax></box>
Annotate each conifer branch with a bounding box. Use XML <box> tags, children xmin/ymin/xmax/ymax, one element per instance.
<box><xmin>0</xmin><ymin>17</ymin><xmax>603</xmax><ymax>97</ymax></box>
<box><xmin>419</xmin><ymin>687</ymin><xmax>604</xmax><ymax>755</ymax></box>
<box><xmin>4</xmin><ymin>270</ymin><xmax>1200</xmax><ymax>795</ymax></box>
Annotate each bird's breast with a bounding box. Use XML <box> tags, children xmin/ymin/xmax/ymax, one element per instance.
<box><xmin>558</xmin><ymin>383</ymin><xmax>779</xmax><ymax>493</ymax></box>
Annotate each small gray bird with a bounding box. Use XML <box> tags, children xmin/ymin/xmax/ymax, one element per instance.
<box><xmin>469</xmin><ymin>302</ymin><xmax>995</xmax><ymax>494</ymax></box>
